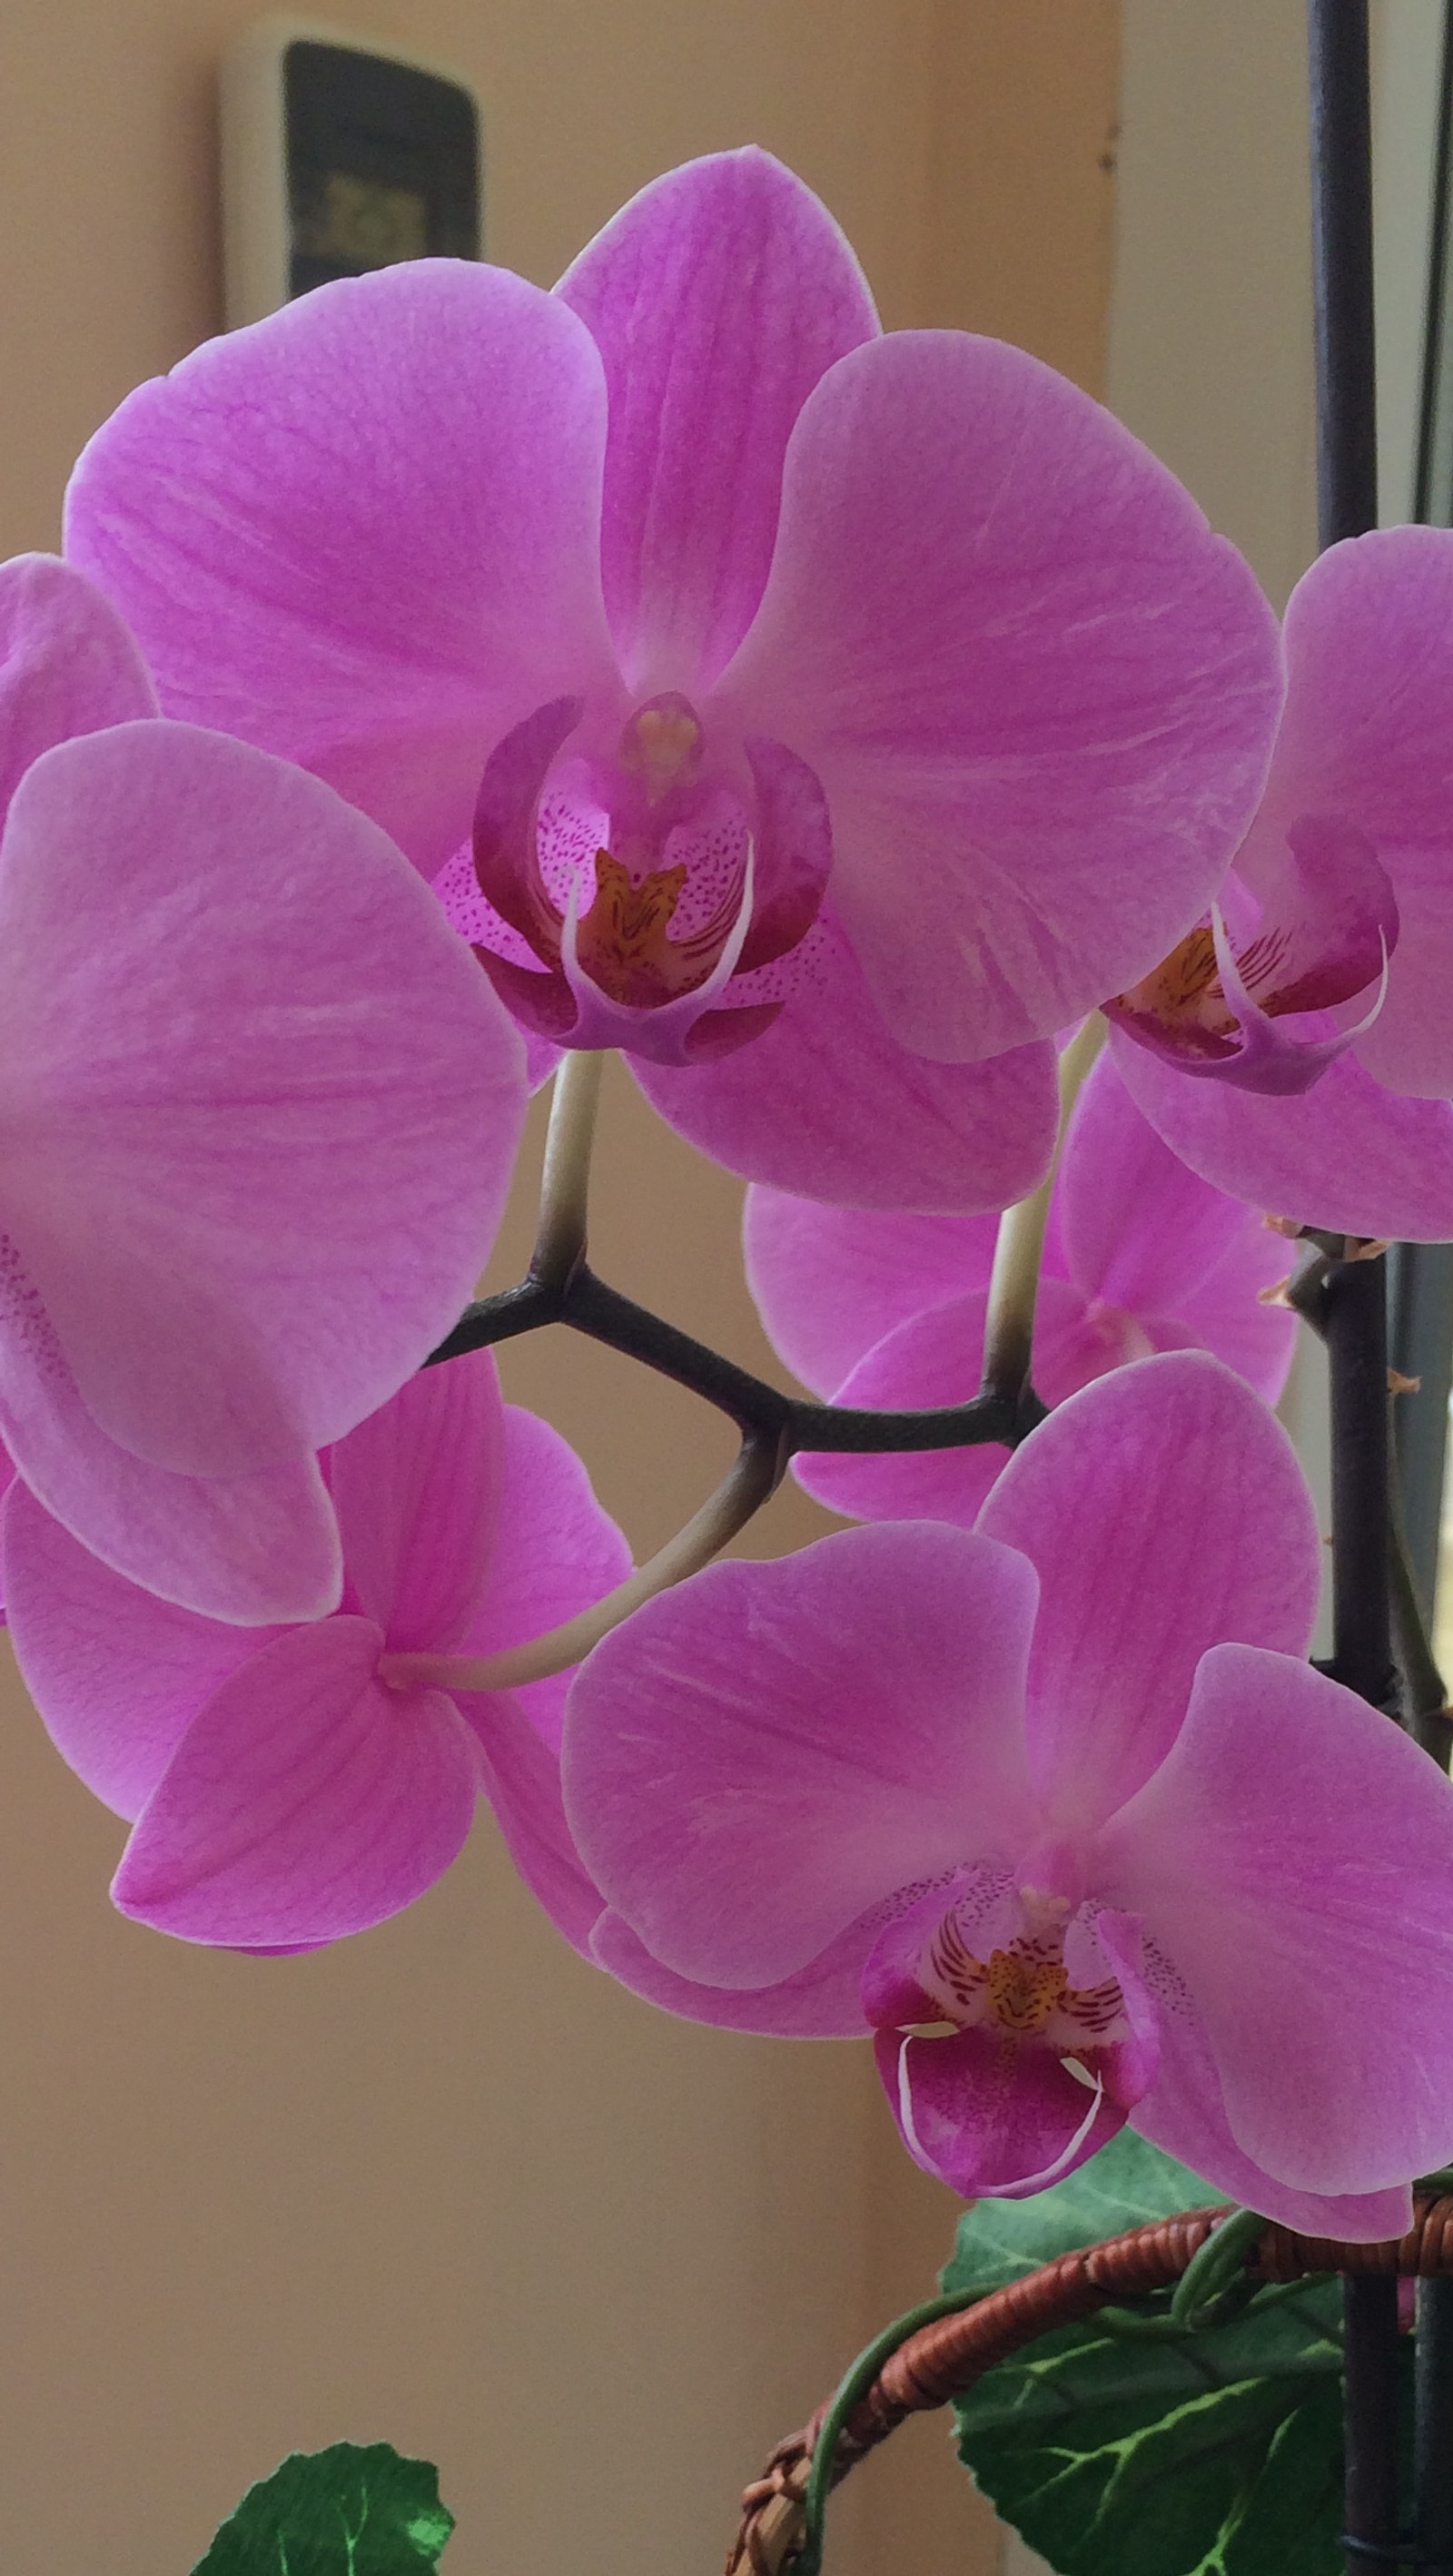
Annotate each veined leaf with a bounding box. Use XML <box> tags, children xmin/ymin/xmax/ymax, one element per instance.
<box><xmin>190</xmin><ymin>2441</ymin><xmax>454</xmax><ymax>2575</ymax></box>
<box><xmin>943</xmin><ymin>2133</ymin><xmax>1370</xmax><ymax>2576</ymax></box>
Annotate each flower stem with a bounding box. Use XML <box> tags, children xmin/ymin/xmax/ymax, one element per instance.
<box><xmin>380</xmin><ymin>1429</ymin><xmax>785</xmax><ymax>1693</ymax></box>
<box><xmin>980</xmin><ymin>1014</ymin><xmax>1104</xmax><ymax>1407</ymax></box>
<box><xmin>531</xmin><ymin>1050</ymin><xmax>605</xmax><ymax>1289</ymax></box>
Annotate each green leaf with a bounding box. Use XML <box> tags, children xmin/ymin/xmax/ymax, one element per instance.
<box><xmin>190</xmin><ymin>2442</ymin><xmax>454</xmax><ymax>2575</ymax></box>
<box><xmin>942</xmin><ymin>2134</ymin><xmax>1371</xmax><ymax>2576</ymax></box>
<box><xmin>941</xmin><ymin>2127</ymin><xmax>1219</xmax><ymax>2303</ymax></box>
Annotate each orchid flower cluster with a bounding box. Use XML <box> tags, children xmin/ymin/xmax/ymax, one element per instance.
<box><xmin>10</xmin><ymin>147</ymin><xmax>1453</xmax><ymax>2258</ymax></box>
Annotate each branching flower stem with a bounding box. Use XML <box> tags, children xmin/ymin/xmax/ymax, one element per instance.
<box><xmin>420</xmin><ymin>1024</ymin><xmax>1057</xmax><ymax>1676</ymax></box>
<box><xmin>980</xmin><ymin>1013</ymin><xmax>1105</xmax><ymax>1407</ymax></box>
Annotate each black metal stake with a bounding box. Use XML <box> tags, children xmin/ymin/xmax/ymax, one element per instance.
<box><xmin>1307</xmin><ymin>5</ymin><xmax>1414</xmax><ymax>2567</ymax></box>
<box><xmin>1344</xmin><ymin>2276</ymin><xmax>1406</xmax><ymax>2569</ymax></box>
<box><xmin>1418</xmin><ymin>2279</ymin><xmax>1453</xmax><ymax>2576</ymax></box>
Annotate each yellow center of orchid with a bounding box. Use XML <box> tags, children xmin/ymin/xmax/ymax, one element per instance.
<box><xmin>921</xmin><ymin>1889</ymin><xmax>1128</xmax><ymax>2054</ymax></box>
<box><xmin>574</xmin><ymin>848</ymin><xmax>714</xmax><ymax>1009</ymax></box>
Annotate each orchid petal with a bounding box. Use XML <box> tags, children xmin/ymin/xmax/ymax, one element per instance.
<box><xmin>65</xmin><ymin>262</ymin><xmax>622</xmax><ymax>873</ymax></box>
<box><xmin>562</xmin><ymin>1523</ymin><xmax>1040</xmax><ymax>1987</ymax></box>
<box><xmin>111</xmin><ymin>1620</ymin><xmax>478</xmax><ymax>1947</ymax></box>
<box><xmin>556</xmin><ymin>149</ymin><xmax>877</xmax><ymax>696</ymax></box>
<box><xmin>1062</xmin><ymin>1049</ymin><xmax>1300</xmax><ymax>1315</ymax></box>
<box><xmin>744</xmin><ymin>1188</ymin><xmax>997</xmax><ymax>1393</ymax></box>
<box><xmin>714</xmin><ymin>331</ymin><xmax>1282</xmax><ymax>1061</ymax></box>
<box><xmin>0</xmin><ymin>722</ymin><xmax>526</xmax><ymax>1477</ymax></box>
<box><xmin>329</xmin><ymin>1351</ymin><xmax>506</xmax><ymax>1654</ymax></box>
<box><xmin>978</xmin><ymin>1355</ymin><xmax>1321</xmax><ymax>1830</ymax></box>
<box><xmin>1165</xmin><ymin>1235</ymin><xmax>1297</xmax><ymax>1406</ymax></box>
<box><xmin>1097</xmin><ymin>1643</ymin><xmax>1453</xmax><ymax>2195</ymax></box>
<box><xmin>0</xmin><ymin>554</ymin><xmax>155</xmax><ymax>829</ymax></box>
<box><xmin>590</xmin><ymin>1903</ymin><xmax>879</xmax><ymax>2037</ymax></box>
<box><xmin>466</xmin><ymin>1688</ymin><xmax>606</xmax><ymax>1954</ymax></box>
<box><xmin>1112</xmin><ymin>1027</ymin><xmax>1453</xmax><ymax>1243</ymax></box>
<box><xmin>3</xmin><ymin>1476</ymin><xmax>286</xmax><ymax>1817</ymax></box>
<box><xmin>1355</xmin><ymin>836</ymin><xmax>1453</xmax><ymax>1099</ymax></box>
<box><xmin>1132</xmin><ymin>1980</ymin><xmax>1414</xmax><ymax>2240</ymax></box>
<box><xmin>1252</xmin><ymin>527</ymin><xmax>1453</xmax><ymax>1099</ymax></box>
<box><xmin>634</xmin><ymin>913</ymin><xmax>1058</xmax><ymax>1209</ymax></box>
<box><xmin>0</xmin><ymin>1265</ymin><xmax>341</xmax><ymax>1623</ymax></box>
<box><xmin>452</xmin><ymin>1402</ymin><xmax>630</xmax><ymax>1752</ymax></box>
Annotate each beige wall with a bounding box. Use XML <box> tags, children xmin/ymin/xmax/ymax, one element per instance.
<box><xmin>1109</xmin><ymin>0</ymin><xmax>1318</xmax><ymax>612</ymax></box>
<box><xmin>0</xmin><ymin>5</ymin><xmax>1122</xmax><ymax>2571</ymax></box>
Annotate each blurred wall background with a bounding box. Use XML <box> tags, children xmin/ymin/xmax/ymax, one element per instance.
<box><xmin>0</xmin><ymin>5</ymin><xmax>1121</xmax><ymax>2573</ymax></box>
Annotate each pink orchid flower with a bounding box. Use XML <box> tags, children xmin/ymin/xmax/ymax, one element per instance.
<box><xmin>66</xmin><ymin>152</ymin><xmax>1281</xmax><ymax>1211</ymax></box>
<box><xmin>745</xmin><ymin>1046</ymin><xmax>1296</xmax><ymax>1526</ymax></box>
<box><xmin>562</xmin><ymin>1354</ymin><xmax>1453</xmax><ymax>2240</ymax></box>
<box><xmin>3</xmin><ymin>1351</ymin><xmax>628</xmax><ymax>1950</ymax></box>
<box><xmin>1106</xmin><ymin>528</ymin><xmax>1453</xmax><ymax>1239</ymax></box>
<box><xmin>0</xmin><ymin>556</ymin><xmax>526</xmax><ymax>1625</ymax></box>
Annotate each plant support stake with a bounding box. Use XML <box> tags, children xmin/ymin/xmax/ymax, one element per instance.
<box><xmin>1308</xmin><ymin>6</ymin><xmax>1411</xmax><ymax>2568</ymax></box>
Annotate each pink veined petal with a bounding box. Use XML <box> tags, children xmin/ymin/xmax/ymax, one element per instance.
<box><xmin>65</xmin><ymin>262</ymin><xmax>624</xmax><ymax>875</ymax></box>
<box><xmin>329</xmin><ymin>1352</ymin><xmax>507</xmax><ymax>1656</ymax></box>
<box><xmin>743</xmin><ymin>1188</ymin><xmax>998</xmax><ymax>1394</ymax></box>
<box><xmin>1354</xmin><ymin>836</ymin><xmax>1453</xmax><ymax>1100</ymax></box>
<box><xmin>111</xmin><ymin>1619</ymin><xmax>479</xmax><ymax>1948</ymax></box>
<box><xmin>556</xmin><ymin>148</ymin><xmax>878</xmax><ymax>696</ymax></box>
<box><xmin>463</xmin><ymin>1685</ymin><xmax>605</xmax><ymax>1954</ymax></box>
<box><xmin>561</xmin><ymin>1523</ymin><xmax>1041</xmax><ymax>1988</ymax></box>
<box><xmin>0</xmin><ymin>722</ymin><xmax>527</xmax><ymax>1478</ymax></box>
<box><xmin>0</xmin><ymin>554</ymin><xmax>155</xmax><ymax>830</ymax></box>
<box><xmin>978</xmin><ymin>1354</ymin><xmax>1321</xmax><ymax>1833</ymax></box>
<box><xmin>1060</xmin><ymin>1047</ymin><xmax>1297</xmax><ymax>1316</ymax></box>
<box><xmin>1095</xmin><ymin>1643</ymin><xmax>1453</xmax><ymax>2196</ymax></box>
<box><xmin>633</xmin><ymin>912</ymin><xmax>1059</xmax><ymax>1209</ymax></box>
<box><xmin>0</xmin><ymin>1246</ymin><xmax>341</xmax><ymax>1624</ymax></box>
<box><xmin>3</xmin><ymin>1476</ymin><xmax>288</xmax><ymax>1818</ymax></box>
<box><xmin>1111</xmin><ymin>1025</ymin><xmax>1453</xmax><ymax>1242</ymax></box>
<box><xmin>875</xmin><ymin>2023</ymin><xmax>1125</xmax><ymax>2202</ymax></box>
<box><xmin>1159</xmin><ymin>1231</ymin><xmax>1297</xmax><ymax>1406</ymax></box>
<box><xmin>711</xmin><ymin>331</ymin><xmax>1282</xmax><ymax>1062</ymax></box>
<box><xmin>1129</xmin><ymin>1948</ymin><xmax>1414</xmax><ymax>2242</ymax></box>
<box><xmin>451</xmin><ymin>1401</ymin><xmax>631</xmax><ymax>1752</ymax></box>
<box><xmin>1250</xmin><ymin>527</ymin><xmax>1453</xmax><ymax>1099</ymax></box>
<box><xmin>590</xmin><ymin>1903</ymin><xmax>881</xmax><ymax>2038</ymax></box>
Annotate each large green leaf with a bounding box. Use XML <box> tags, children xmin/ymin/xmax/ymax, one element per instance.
<box><xmin>942</xmin><ymin>2134</ymin><xmax>1367</xmax><ymax>2576</ymax></box>
<box><xmin>942</xmin><ymin>2127</ymin><xmax>1220</xmax><ymax>2302</ymax></box>
<box><xmin>191</xmin><ymin>2442</ymin><xmax>454</xmax><ymax>2575</ymax></box>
